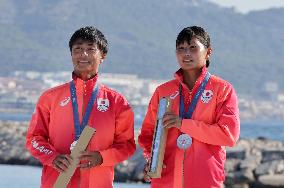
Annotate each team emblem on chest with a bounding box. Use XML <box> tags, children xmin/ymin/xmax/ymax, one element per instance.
<box><xmin>97</xmin><ymin>98</ymin><xmax>109</xmax><ymax>112</ymax></box>
<box><xmin>201</xmin><ymin>90</ymin><xmax>213</xmax><ymax>103</ymax></box>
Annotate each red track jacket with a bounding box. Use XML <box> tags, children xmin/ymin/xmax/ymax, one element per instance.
<box><xmin>26</xmin><ymin>74</ymin><xmax>136</xmax><ymax>188</ymax></box>
<box><xmin>139</xmin><ymin>67</ymin><xmax>240</xmax><ymax>188</ymax></box>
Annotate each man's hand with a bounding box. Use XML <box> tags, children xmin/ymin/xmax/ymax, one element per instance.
<box><xmin>78</xmin><ymin>151</ymin><xmax>103</xmax><ymax>169</ymax></box>
<box><xmin>163</xmin><ymin>112</ymin><xmax>182</xmax><ymax>129</ymax></box>
<box><xmin>52</xmin><ymin>154</ymin><xmax>73</xmax><ymax>173</ymax></box>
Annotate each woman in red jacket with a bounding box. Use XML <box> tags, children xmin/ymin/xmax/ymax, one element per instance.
<box><xmin>138</xmin><ymin>26</ymin><xmax>240</xmax><ymax>188</ymax></box>
<box><xmin>26</xmin><ymin>26</ymin><xmax>136</xmax><ymax>188</ymax></box>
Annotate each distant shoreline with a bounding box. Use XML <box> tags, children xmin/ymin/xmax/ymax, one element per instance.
<box><xmin>0</xmin><ymin>112</ymin><xmax>283</xmax><ymax>126</ymax></box>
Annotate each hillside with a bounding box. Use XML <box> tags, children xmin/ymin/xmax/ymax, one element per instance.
<box><xmin>0</xmin><ymin>0</ymin><xmax>283</xmax><ymax>95</ymax></box>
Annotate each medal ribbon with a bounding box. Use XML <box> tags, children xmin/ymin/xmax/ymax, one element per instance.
<box><xmin>178</xmin><ymin>71</ymin><xmax>211</xmax><ymax>188</ymax></box>
<box><xmin>179</xmin><ymin>72</ymin><xmax>211</xmax><ymax>119</ymax></box>
<box><xmin>70</xmin><ymin>80</ymin><xmax>99</xmax><ymax>140</ymax></box>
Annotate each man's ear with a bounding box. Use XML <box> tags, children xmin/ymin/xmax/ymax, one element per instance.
<box><xmin>100</xmin><ymin>54</ymin><xmax>107</xmax><ymax>63</ymax></box>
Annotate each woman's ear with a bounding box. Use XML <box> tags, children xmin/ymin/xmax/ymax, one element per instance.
<box><xmin>206</xmin><ymin>47</ymin><xmax>212</xmax><ymax>59</ymax></box>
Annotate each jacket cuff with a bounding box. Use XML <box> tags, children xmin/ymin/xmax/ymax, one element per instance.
<box><xmin>44</xmin><ymin>151</ymin><xmax>59</xmax><ymax>167</ymax></box>
<box><xmin>99</xmin><ymin>150</ymin><xmax>110</xmax><ymax>166</ymax></box>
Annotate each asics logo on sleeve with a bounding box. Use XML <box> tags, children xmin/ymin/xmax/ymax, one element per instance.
<box><xmin>170</xmin><ymin>90</ymin><xmax>179</xmax><ymax>99</ymax></box>
<box><xmin>60</xmin><ymin>97</ymin><xmax>70</xmax><ymax>107</ymax></box>
<box><xmin>31</xmin><ymin>139</ymin><xmax>53</xmax><ymax>155</ymax></box>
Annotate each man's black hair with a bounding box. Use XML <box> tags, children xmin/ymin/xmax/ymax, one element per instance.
<box><xmin>176</xmin><ymin>26</ymin><xmax>211</xmax><ymax>67</ymax></box>
<box><xmin>69</xmin><ymin>26</ymin><xmax>108</xmax><ymax>55</ymax></box>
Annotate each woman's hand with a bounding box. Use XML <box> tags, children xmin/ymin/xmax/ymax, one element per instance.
<box><xmin>162</xmin><ymin>112</ymin><xmax>182</xmax><ymax>129</ymax></box>
<box><xmin>143</xmin><ymin>160</ymin><xmax>151</xmax><ymax>182</ymax></box>
<box><xmin>78</xmin><ymin>151</ymin><xmax>103</xmax><ymax>169</ymax></box>
<box><xmin>143</xmin><ymin>160</ymin><xmax>167</xmax><ymax>182</ymax></box>
<box><xmin>52</xmin><ymin>154</ymin><xmax>73</xmax><ymax>172</ymax></box>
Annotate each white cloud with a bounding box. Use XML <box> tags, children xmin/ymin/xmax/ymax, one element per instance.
<box><xmin>208</xmin><ymin>0</ymin><xmax>284</xmax><ymax>13</ymax></box>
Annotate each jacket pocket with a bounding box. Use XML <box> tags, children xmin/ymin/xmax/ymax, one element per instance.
<box><xmin>207</xmin><ymin>144</ymin><xmax>226</xmax><ymax>181</ymax></box>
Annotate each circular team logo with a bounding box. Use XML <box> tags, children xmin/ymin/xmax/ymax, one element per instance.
<box><xmin>97</xmin><ymin>98</ymin><xmax>110</xmax><ymax>112</ymax></box>
<box><xmin>177</xmin><ymin>134</ymin><xmax>192</xmax><ymax>150</ymax></box>
<box><xmin>201</xmin><ymin>90</ymin><xmax>213</xmax><ymax>103</ymax></box>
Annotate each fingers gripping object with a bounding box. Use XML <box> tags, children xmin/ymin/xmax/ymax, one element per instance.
<box><xmin>53</xmin><ymin>126</ymin><xmax>96</xmax><ymax>188</ymax></box>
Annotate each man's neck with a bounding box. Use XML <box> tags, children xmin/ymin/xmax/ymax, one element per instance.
<box><xmin>74</xmin><ymin>71</ymin><xmax>97</xmax><ymax>81</ymax></box>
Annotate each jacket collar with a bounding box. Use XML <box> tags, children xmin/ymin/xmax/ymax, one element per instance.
<box><xmin>72</xmin><ymin>72</ymin><xmax>99</xmax><ymax>94</ymax></box>
<box><xmin>174</xmin><ymin>66</ymin><xmax>208</xmax><ymax>92</ymax></box>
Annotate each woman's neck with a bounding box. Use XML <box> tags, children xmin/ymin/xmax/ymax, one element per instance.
<box><xmin>182</xmin><ymin>69</ymin><xmax>202</xmax><ymax>90</ymax></box>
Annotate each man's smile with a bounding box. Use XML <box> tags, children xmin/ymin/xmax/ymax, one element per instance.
<box><xmin>77</xmin><ymin>61</ymin><xmax>90</xmax><ymax>64</ymax></box>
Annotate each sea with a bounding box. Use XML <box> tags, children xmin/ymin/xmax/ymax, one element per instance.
<box><xmin>1</xmin><ymin>112</ymin><xmax>283</xmax><ymax>141</ymax></box>
<box><xmin>0</xmin><ymin>164</ymin><xmax>149</xmax><ymax>188</ymax></box>
<box><xmin>0</xmin><ymin>113</ymin><xmax>283</xmax><ymax>187</ymax></box>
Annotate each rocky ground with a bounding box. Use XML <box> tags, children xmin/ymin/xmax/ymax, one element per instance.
<box><xmin>1</xmin><ymin>121</ymin><xmax>284</xmax><ymax>188</ymax></box>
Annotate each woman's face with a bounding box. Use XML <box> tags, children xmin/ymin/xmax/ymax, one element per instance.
<box><xmin>176</xmin><ymin>38</ymin><xmax>211</xmax><ymax>71</ymax></box>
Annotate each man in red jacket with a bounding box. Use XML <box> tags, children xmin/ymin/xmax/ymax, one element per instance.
<box><xmin>139</xmin><ymin>26</ymin><xmax>240</xmax><ymax>188</ymax></box>
<box><xmin>26</xmin><ymin>26</ymin><xmax>136</xmax><ymax>188</ymax></box>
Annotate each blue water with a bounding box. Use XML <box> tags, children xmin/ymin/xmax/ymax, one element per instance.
<box><xmin>0</xmin><ymin>165</ymin><xmax>149</xmax><ymax>188</ymax></box>
<box><xmin>0</xmin><ymin>113</ymin><xmax>31</xmax><ymax>121</ymax></box>
<box><xmin>240</xmin><ymin>120</ymin><xmax>284</xmax><ymax>141</ymax></box>
<box><xmin>1</xmin><ymin>112</ymin><xmax>284</xmax><ymax>141</ymax></box>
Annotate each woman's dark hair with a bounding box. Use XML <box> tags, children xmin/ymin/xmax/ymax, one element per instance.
<box><xmin>69</xmin><ymin>26</ymin><xmax>108</xmax><ymax>55</ymax></box>
<box><xmin>176</xmin><ymin>26</ymin><xmax>211</xmax><ymax>67</ymax></box>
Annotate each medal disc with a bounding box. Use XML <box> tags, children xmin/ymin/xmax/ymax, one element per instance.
<box><xmin>177</xmin><ymin>134</ymin><xmax>192</xmax><ymax>150</ymax></box>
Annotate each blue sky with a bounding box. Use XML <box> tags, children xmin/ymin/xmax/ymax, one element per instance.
<box><xmin>208</xmin><ymin>0</ymin><xmax>284</xmax><ymax>13</ymax></box>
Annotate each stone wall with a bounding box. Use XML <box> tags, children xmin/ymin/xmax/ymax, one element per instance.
<box><xmin>225</xmin><ymin>138</ymin><xmax>284</xmax><ymax>188</ymax></box>
<box><xmin>114</xmin><ymin>139</ymin><xmax>284</xmax><ymax>188</ymax></box>
<box><xmin>1</xmin><ymin>121</ymin><xmax>284</xmax><ymax>187</ymax></box>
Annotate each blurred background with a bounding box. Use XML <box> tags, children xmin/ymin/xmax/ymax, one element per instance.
<box><xmin>0</xmin><ymin>0</ymin><xmax>283</xmax><ymax>187</ymax></box>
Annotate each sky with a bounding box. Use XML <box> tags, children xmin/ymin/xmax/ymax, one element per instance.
<box><xmin>208</xmin><ymin>0</ymin><xmax>284</xmax><ymax>13</ymax></box>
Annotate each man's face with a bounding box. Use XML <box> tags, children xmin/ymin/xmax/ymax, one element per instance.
<box><xmin>176</xmin><ymin>38</ymin><xmax>211</xmax><ymax>71</ymax></box>
<box><xmin>71</xmin><ymin>39</ymin><xmax>105</xmax><ymax>77</ymax></box>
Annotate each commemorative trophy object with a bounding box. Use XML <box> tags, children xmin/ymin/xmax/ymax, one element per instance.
<box><xmin>147</xmin><ymin>97</ymin><xmax>171</xmax><ymax>178</ymax></box>
<box><xmin>53</xmin><ymin>126</ymin><xmax>96</xmax><ymax>188</ymax></box>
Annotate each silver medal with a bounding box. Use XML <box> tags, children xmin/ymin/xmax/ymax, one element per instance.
<box><xmin>177</xmin><ymin>134</ymin><xmax>192</xmax><ymax>150</ymax></box>
<box><xmin>70</xmin><ymin>140</ymin><xmax>77</xmax><ymax>151</ymax></box>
